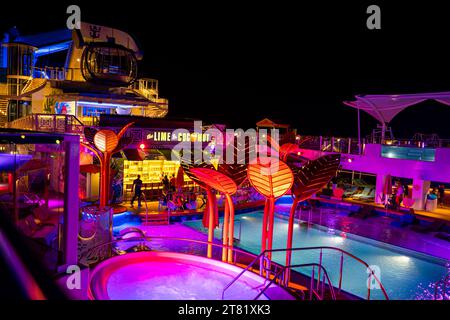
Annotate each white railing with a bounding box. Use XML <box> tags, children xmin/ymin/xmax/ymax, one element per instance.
<box><xmin>32</xmin><ymin>67</ymin><xmax>80</xmax><ymax>81</ymax></box>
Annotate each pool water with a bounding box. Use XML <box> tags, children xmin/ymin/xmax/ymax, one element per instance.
<box><xmin>183</xmin><ymin>211</ymin><xmax>449</xmax><ymax>300</ymax></box>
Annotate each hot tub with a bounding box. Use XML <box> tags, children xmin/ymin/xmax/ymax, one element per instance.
<box><xmin>89</xmin><ymin>251</ymin><xmax>295</xmax><ymax>300</ymax></box>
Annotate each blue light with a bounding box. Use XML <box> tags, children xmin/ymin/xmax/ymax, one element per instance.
<box><xmin>35</xmin><ymin>41</ymin><xmax>71</xmax><ymax>57</ymax></box>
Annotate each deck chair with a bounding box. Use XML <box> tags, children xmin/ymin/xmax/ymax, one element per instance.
<box><xmin>352</xmin><ymin>187</ymin><xmax>372</xmax><ymax>199</ymax></box>
<box><xmin>343</xmin><ymin>186</ymin><xmax>358</xmax><ymax>197</ymax></box>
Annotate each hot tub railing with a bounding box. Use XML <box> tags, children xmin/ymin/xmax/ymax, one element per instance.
<box><xmin>80</xmin><ymin>236</ymin><xmax>388</xmax><ymax>300</ymax></box>
<box><xmin>254</xmin><ymin>262</ymin><xmax>336</xmax><ymax>301</ymax></box>
<box><xmin>222</xmin><ymin>246</ymin><xmax>389</xmax><ymax>300</ymax></box>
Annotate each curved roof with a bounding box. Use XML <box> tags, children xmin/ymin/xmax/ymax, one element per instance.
<box><xmin>343</xmin><ymin>91</ymin><xmax>450</xmax><ymax>124</ymax></box>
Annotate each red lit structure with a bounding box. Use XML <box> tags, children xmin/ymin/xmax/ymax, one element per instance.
<box><xmin>82</xmin><ymin>123</ymin><xmax>134</xmax><ymax>207</ymax></box>
<box><xmin>190</xmin><ymin>168</ymin><xmax>237</xmax><ymax>261</ymax></box>
<box><xmin>247</xmin><ymin>157</ymin><xmax>294</xmax><ymax>259</ymax></box>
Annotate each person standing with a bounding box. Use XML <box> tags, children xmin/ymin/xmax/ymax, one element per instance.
<box><xmin>130</xmin><ymin>175</ymin><xmax>143</xmax><ymax>208</ymax></box>
<box><xmin>438</xmin><ymin>185</ymin><xmax>445</xmax><ymax>207</ymax></box>
<box><xmin>395</xmin><ymin>180</ymin><xmax>404</xmax><ymax>208</ymax></box>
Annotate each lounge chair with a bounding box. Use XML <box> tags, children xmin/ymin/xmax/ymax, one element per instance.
<box><xmin>359</xmin><ymin>188</ymin><xmax>375</xmax><ymax>201</ymax></box>
<box><xmin>410</xmin><ymin>220</ymin><xmax>445</xmax><ymax>234</ymax></box>
<box><xmin>352</xmin><ymin>187</ymin><xmax>372</xmax><ymax>199</ymax></box>
<box><xmin>343</xmin><ymin>186</ymin><xmax>358</xmax><ymax>198</ymax></box>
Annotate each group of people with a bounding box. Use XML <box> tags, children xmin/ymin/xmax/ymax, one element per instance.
<box><xmin>161</xmin><ymin>173</ymin><xmax>177</xmax><ymax>193</ymax></box>
<box><xmin>129</xmin><ymin>173</ymin><xmax>179</xmax><ymax>208</ymax></box>
<box><xmin>389</xmin><ymin>180</ymin><xmax>447</xmax><ymax>210</ymax></box>
<box><xmin>129</xmin><ymin>172</ymin><xmax>204</xmax><ymax>211</ymax></box>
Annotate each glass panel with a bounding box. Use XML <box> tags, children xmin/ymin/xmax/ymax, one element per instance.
<box><xmin>0</xmin><ymin>138</ymin><xmax>67</xmax><ymax>273</ymax></box>
<box><xmin>381</xmin><ymin>145</ymin><xmax>436</xmax><ymax>162</ymax></box>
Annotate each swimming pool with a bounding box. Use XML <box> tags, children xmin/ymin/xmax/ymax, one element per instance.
<box><xmin>183</xmin><ymin>211</ymin><xmax>449</xmax><ymax>300</ymax></box>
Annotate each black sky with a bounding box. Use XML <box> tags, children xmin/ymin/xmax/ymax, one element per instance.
<box><xmin>2</xmin><ymin>1</ymin><xmax>450</xmax><ymax>138</ymax></box>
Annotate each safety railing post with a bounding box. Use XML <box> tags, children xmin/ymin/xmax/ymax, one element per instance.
<box><xmin>317</xmin><ymin>249</ymin><xmax>323</xmax><ymax>291</ymax></box>
<box><xmin>338</xmin><ymin>252</ymin><xmax>344</xmax><ymax>294</ymax></box>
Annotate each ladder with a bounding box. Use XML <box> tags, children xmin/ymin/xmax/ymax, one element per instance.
<box><xmin>141</xmin><ymin>193</ymin><xmax>170</xmax><ymax>226</ymax></box>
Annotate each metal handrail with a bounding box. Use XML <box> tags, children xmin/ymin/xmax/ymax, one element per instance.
<box><xmin>254</xmin><ymin>263</ymin><xmax>336</xmax><ymax>300</ymax></box>
<box><xmin>271</xmin><ymin>246</ymin><xmax>388</xmax><ymax>300</ymax></box>
<box><xmin>80</xmin><ymin>235</ymin><xmax>258</xmax><ymax>268</ymax></box>
<box><xmin>80</xmin><ymin>235</ymin><xmax>388</xmax><ymax>300</ymax></box>
<box><xmin>222</xmin><ymin>246</ymin><xmax>389</xmax><ymax>300</ymax></box>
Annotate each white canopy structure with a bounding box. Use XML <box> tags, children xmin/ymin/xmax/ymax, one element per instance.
<box><xmin>343</xmin><ymin>91</ymin><xmax>450</xmax><ymax>151</ymax></box>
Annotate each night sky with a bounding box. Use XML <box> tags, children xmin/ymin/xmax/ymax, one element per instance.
<box><xmin>2</xmin><ymin>1</ymin><xmax>450</xmax><ymax>138</ymax></box>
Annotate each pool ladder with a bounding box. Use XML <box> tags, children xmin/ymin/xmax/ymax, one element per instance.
<box><xmin>222</xmin><ymin>246</ymin><xmax>389</xmax><ymax>300</ymax></box>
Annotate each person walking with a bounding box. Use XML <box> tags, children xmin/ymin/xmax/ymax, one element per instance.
<box><xmin>130</xmin><ymin>175</ymin><xmax>143</xmax><ymax>208</ymax></box>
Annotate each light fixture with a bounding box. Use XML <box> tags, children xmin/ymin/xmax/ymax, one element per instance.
<box><xmin>20</xmin><ymin>135</ymin><xmax>25</xmax><ymax>139</ymax></box>
<box><xmin>55</xmin><ymin>139</ymin><xmax>61</xmax><ymax>144</ymax></box>
<box><xmin>139</xmin><ymin>143</ymin><xmax>145</xmax><ymax>150</ymax></box>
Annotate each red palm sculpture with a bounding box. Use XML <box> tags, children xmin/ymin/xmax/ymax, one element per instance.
<box><xmin>247</xmin><ymin>156</ymin><xmax>294</xmax><ymax>259</ymax></box>
<box><xmin>279</xmin><ymin>144</ymin><xmax>341</xmax><ymax>280</ymax></box>
<box><xmin>190</xmin><ymin>168</ymin><xmax>237</xmax><ymax>261</ymax></box>
<box><xmin>82</xmin><ymin>123</ymin><xmax>134</xmax><ymax>207</ymax></box>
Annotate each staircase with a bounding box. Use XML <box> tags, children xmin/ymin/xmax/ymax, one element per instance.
<box><xmin>0</xmin><ymin>98</ymin><xmax>8</xmax><ymax>128</ymax></box>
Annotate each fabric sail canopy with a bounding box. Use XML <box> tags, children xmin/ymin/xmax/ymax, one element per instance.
<box><xmin>343</xmin><ymin>91</ymin><xmax>450</xmax><ymax>124</ymax></box>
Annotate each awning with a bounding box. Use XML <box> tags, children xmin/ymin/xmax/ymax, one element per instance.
<box><xmin>122</xmin><ymin>149</ymin><xmax>144</xmax><ymax>161</ymax></box>
<box><xmin>344</xmin><ymin>91</ymin><xmax>450</xmax><ymax>124</ymax></box>
<box><xmin>80</xmin><ymin>164</ymin><xmax>100</xmax><ymax>174</ymax></box>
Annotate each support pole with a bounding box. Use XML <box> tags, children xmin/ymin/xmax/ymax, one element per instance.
<box><xmin>226</xmin><ymin>194</ymin><xmax>235</xmax><ymax>263</ymax></box>
<box><xmin>266</xmin><ymin>196</ymin><xmax>275</xmax><ymax>260</ymax></box>
<box><xmin>206</xmin><ymin>187</ymin><xmax>215</xmax><ymax>258</ymax></box>
<box><xmin>99</xmin><ymin>153</ymin><xmax>111</xmax><ymax>208</ymax></box>
<box><xmin>261</xmin><ymin>198</ymin><xmax>270</xmax><ymax>253</ymax></box>
<box><xmin>222</xmin><ymin>196</ymin><xmax>229</xmax><ymax>262</ymax></box>
<box><xmin>285</xmin><ymin>197</ymin><xmax>299</xmax><ymax>283</ymax></box>
<box><xmin>357</xmin><ymin>107</ymin><xmax>361</xmax><ymax>154</ymax></box>
<box><xmin>63</xmin><ymin>137</ymin><xmax>80</xmax><ymax>267</ymax></box>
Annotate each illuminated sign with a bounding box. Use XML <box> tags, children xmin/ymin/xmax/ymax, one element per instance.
<box><xmin>146</xmin><ymin>131</ymin><xmax>211</xmax><ymax>143</ymax></box>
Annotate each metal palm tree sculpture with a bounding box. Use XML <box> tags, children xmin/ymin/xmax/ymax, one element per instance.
<box><xmin>247</xmin><ymin>156</ymin><xmax>294</xmax><ymax>259</ymax></box>
<box><xmin>180</xmin><ymin>137</ymin><xmax>247</xmax><ymax>261</ymax></box>
<box><xmin>82</xmin><ymin>122</ymin><xmax>134</xmax><ymax>207</ymax></box>
<box><xmin>277</xmin><ymin>143</ymin><xmax>341</xmax><ymax>280</ymax></box>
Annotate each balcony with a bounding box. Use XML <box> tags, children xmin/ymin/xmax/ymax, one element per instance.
<box><xmin>6</xmin><ymin>113</ymin><xmax>84</xmax><ymax>134</ymax></box>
